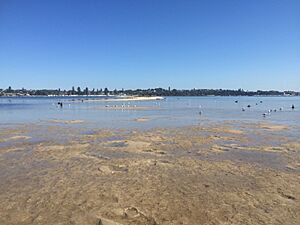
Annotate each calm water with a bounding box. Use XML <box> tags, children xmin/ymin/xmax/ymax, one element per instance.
<box><xmin>0</xmin><ymin>96</ymin><xmax>299</xmax><ymax>129</ymax></box>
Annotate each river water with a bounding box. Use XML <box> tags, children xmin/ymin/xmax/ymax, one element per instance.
<box><xmin>0</xmin><ymin>96</ymin><xmax>299</xmax><ymax>129</ymax></box>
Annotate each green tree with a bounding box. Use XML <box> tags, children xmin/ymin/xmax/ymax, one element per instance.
<box><xmin>84</xmin><ymin>87</ymin><xmax>89</xmax><ymax>95</ymax></box>
<box><xmin>77</xmin><ymin>87</ymin><xmax>81</xmax><ymax>95</ymax></box>
<box><xmin>104</xmin><ymin>87</ymin><xmax>109</xmax><ymax>96</ymax></box>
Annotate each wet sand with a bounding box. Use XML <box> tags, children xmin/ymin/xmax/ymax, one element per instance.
<box><xmin>0</xmin><ymin>122</ymin><xmax>299</xmax><ymax>225</ymax></box>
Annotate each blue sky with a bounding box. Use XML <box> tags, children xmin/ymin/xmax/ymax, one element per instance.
<box><xmin>0</xmin><ymin>0</ymin><xmax>299</xmax><ymax>90</ymax></box>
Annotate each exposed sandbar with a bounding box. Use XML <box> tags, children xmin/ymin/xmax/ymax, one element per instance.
<box><xmin>74</xmin><ymin>96</ymin><xmax>164</xmax><ymax>103</ymax></box>
<box><xmin>134</xmin><ymin>117</ymin><xmax>150</xmax><ymax>122</ymax></box>
<box><xmin>49</xmin><ymin>119</ymin><xmax>84</xmax><ymax>124</ymax></box>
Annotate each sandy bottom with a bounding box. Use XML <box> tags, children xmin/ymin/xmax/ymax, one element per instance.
<box><xmin>0</xmin><ymin>122</ymin><xmax>299</xmax><ymax>225</ymax></box>
<box><xmin>95</xmin><ymin>106</ymin><xmax>160</xmax><ymax>110</ymax></box>
<box><xmin>256</xmin><ymin>122</ymin><xmax>289</xmax><ymax>131</ymax></box>
<box><xmin>49</xmin><ymin>119</ymin><xmax>85</xmax><ymax>124</ymax></box>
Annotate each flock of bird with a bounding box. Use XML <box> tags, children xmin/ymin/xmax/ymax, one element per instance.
<box><xmin>237</xmin><ymin>100</ymin><xmax>295</xmax><ymax>117</ymax></box>
<box><xmin>198</xmin><ymin>100</ymin><xmax>296</xmax><ymax>117</ymax></box>
<box><xmin>55</xmin><ymin>98</ymin><xmax>296</xmax><ymax>118</ymax></box>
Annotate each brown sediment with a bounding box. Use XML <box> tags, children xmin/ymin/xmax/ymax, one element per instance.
<box><xmin>1</xmin><ymin>135</ymin><xmax>32</xmax><ymax>142</ymax></box>
<box><xmin>0</xmin><ymin>123</ymin><xmax>299</xmax><ymax>225</ymax></box>
<box><xmin>257</xmin><ymin>122</ymin><xmax>288</xmax><ymax>131</ymax></box>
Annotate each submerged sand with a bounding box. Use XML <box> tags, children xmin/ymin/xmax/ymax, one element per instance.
<box><xmin>0</xmin><ymin>122</ymin><xmax>299</xmax><ymax>225</ymax></box>
<box><xmin>49</xmin><ymin>119</ymin><xmax>85</xmax><ymax>124</ymax></box>
<box><xmin>95</xmin><ymin>106</ymin><xmax>160</xmax><ymax>110</ymax></box>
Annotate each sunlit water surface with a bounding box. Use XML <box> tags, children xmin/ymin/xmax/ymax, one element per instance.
<box><xmin>0</xmin><ymin>96</ymin><xmax>299</xmax><ymax>130</ymax></box>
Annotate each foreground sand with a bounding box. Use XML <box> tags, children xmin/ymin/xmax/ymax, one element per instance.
<box><xmin>0</xmin><ymin>122</ymin><xmax>299</xmax><ymax>225</ymax></box>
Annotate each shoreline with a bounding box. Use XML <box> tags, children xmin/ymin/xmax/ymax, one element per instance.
<box><xmin>1</xmin><ymin>95</ymin><xmax>300</xmax><ymax>98</ymax></box>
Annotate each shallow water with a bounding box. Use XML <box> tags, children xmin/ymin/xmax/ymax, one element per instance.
<box><xmin>0</xmin><ymin>104</ymin><xmax>299</xmax><ymax>225</ymax></box>
<box><xmin>1</xmin><ymin>96</ymin><xmax>299</xmax><ymax>129</ymax></box>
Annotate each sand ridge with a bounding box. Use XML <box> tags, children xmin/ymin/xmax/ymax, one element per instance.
<box><xmin>73</xmin><ymin>96</ymin><xmax>164</xmax><ymax>103</ymax></box>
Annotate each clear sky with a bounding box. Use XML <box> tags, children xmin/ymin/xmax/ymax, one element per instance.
<box><xmin>0</xmin><ymin>0</ymin><xmax>299</xmax><ymax>91</ymax></box>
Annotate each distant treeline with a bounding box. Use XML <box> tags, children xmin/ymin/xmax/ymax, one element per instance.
<box><xmin>0</xmin><ymin>86</ymin><xmax>299</xmax><ymax>97</ymax></box>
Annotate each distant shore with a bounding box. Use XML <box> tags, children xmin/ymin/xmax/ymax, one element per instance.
<box><xmin>1</xmin><ymin>94</ymin><xmax>299</xmax><ymax>98</ymax></box>
<box><xmin>1</xmin><ymin>87</ymin><xmax>299</xmax><ymax>97</ymax></box>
